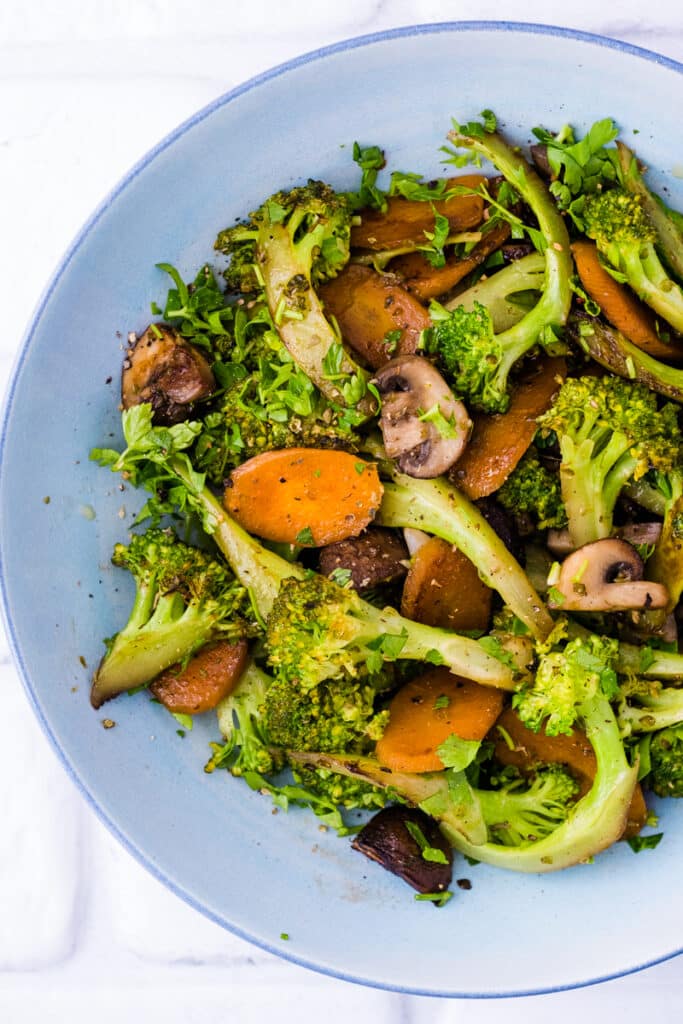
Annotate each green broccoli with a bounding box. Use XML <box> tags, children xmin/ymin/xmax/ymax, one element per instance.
<box><xmin>290</xmin><ymin>764</ymin><xmax>389</xmax><ymax>812</ymax></box>
<box><xmin>90</xmin><ymin>527</ymin><xmax>255</xmax><ymax>708</ymax></box>
<box><xmin>497</xmin><ymin>448</ymin><xmax>567</xmax><ymax>531</ymax></box>
<box><xmin>617</xmin><ymin>141</ymin><xmax>683</xmax><ymax>284</ymax></box>
<box><xmin>262</xmin><ymin>671</ymin><xmax>389</xmax><ymax>752</ymax></box>
<box><xmin>374</xmin><ymin>465</ymin><xmax>554</xmax><ymax>638</ymax></box>
<box><xmin>583</xmin><ymin>188</ymin><xmax>683</xmax><ymax>333</ymax></box>
<box><xmin>291</xmin><ymin>628</ymin><xmax>638</xmax><ymax>872</ymax></box>
<box><xmin>423</xmin><ymin>124</ymin><xmax>573</xmax><ymax>413</ymax></box>
<box><xmin>443</xmin><ymin>250</ymin><xmax>546</xmax><ymax>331</ymax></box>
<box><xmin>567</xmin><ymin>312</ymin><xmax>683</xmax><ymax>404</ymax></box>
<box><xmin>617</xmin><ymin>677</ymin><xmax>683</xmax><ymax>736</ymax></box>
<box><xmin>215</xmin><ymin>181</ymin><xmax>375</xmax><ymax>417</ymax></box>
<box><xmin>208</xmin><ymin>660</ymin><xmax>277</xmax><ymax>776</ymax></box>
<box><xmin>193</xmin><ymin>374</ymin><xmax>357</xmax><ymax>485</ymax></box>
<box><xmin>264</xmin><ymin>574</ymin><xmax>520</xmax><ymax>693</ymax></box>
<box><xmin>646</xmin><ymin>725</ymin><xmax>683</xmax><ymax>797</ymax></box>
<box><xmin>477</xmin><ymin>765</ymin><xmax>579</xmax><ymax>846</ymax></box>
<box><xmin>537</xmin><ymin>374</ymin><xmax>681</xmax><ymax>548</ymax></box>
<box><xmin>512</xmin><ymin>631</ymin><xmax>619</xmax><ymax>737</ymax></box>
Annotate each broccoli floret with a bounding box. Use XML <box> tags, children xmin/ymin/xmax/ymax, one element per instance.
<box><xmin>265</xmin><ymin>573</ymin><xmax>521</xmax><ymax>693</ymax></box>
<box><xmin>215</xmin><ymin>182</ymin><xmax>374</xmax><ymax>417</ymax></box>
<box><xmin>208</xmin><ymin>660</ymin><xmax>277</xmax><ymax>776</ymax></box>
<box><xmin>617</xmin><ymin>678</ymin><xmax>683</xmax><ymax>735</ymax></box>
<box><xmin>424</xmin><ymin>125</ymin><xmax>573</xmax><ymax>413</ymax></box>
<box><xmin>497</xmin><ymin>448</ymin><xmax>567</xmax><ymax>530</ymax></box>
<box><xmin>513</xmin><ymin>630</ymin><xmax>619</xmax><ymax>737</ymax></box>
<box><xmin>290</xmin><ymin>764</ymin><xmax>389</xmax><ymax>812</ymax></box>
<box><xmin>477</xmin><ymin>765</ymin><xmax>580</xmax><ymax>846</ymax></box>
<box><xmin>537</xmin><ymin>374</ymin><xmax>681</xmax><ymax>548</ymax></box>
<box><xmin>375</xmin><ymin>466</ymin><xmax>554</xmax><ymax>638</ymax></box>
<box><xmin>193</xmin><ymin>376</ymin><xmax>357</xmax><ymax>484</ymax></box>
<box><xmin>90</xmin><ymin>527</ymin><xmax>256</xmax><ymax>708</ymax></box>
<box><xmin>647</xmin><ymin>726</ymin><xmax>683</xmax><ymax>797</ymax></box>
<box><xmin>263</xmin><ymin>672</ymin><xmax>389</xmax><ymax>752</ymax></box>
<box><xmin>583</xmin><ymin>188</ymin><xmax>683</xmax><ymax>334</ymax></box>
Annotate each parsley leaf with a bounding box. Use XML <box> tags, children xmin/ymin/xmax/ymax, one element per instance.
<box><xmin>404</xmin><ymin>821</ymin><xmax>449</xmax><ymax>865</ymax></box>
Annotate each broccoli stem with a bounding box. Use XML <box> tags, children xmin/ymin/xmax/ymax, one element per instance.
<box><xmin>568</xmin><ymin>313</ymin><xmax>683</xmax><ymax>404</ymax></box>
<box><xmin>617</xmin><ymin>141</ymin><xmax>683</xmax><ymax>283</ymax></box>
<box><xmin>443</xmin><ymin>251</ymin><xmax>546</xmax><ymax>331</ymax></box>
<box><xmin>293</xmin><ymin>695</ymin><xmax>638</xmax><ymax>873</ymax></box>
<box><xmin>559</xmin><ymin>432</ymin><xmax>636</xmax><ymax>548</ymax></box>
<box><xmin>449</xmin><ymin>129</ymin><xmax>573</xmax><ymax>347</ymax></box>
<box><xmin>620</xmin><ymin>244</ymin><xmax>683</xmax><ymax>334</ymax></box>
<box><xmin>376</xmin><ymin>471</ymin><xmax>554</xmax><ymax>638</ymax></box>
<box><xmin>260</xmin><ymin>223</ymin><xmax>375</xmax><ymax>416</ymax></box>
<box><xmin>171</xmin><ymin>457</ymin><xmax>304</xmax><ymax>619</ymax></box>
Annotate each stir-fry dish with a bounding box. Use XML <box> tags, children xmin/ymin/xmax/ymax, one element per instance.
<box><xmin>91</xmin><ymin>113</ymin><xmax>683</xmax><ymax>905</ymax></box>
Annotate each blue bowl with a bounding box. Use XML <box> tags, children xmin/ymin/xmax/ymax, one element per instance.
<box><xmin>2</xmin><ymin>22</ymin><xmax>682</xmax><ymax>997</ymax></box>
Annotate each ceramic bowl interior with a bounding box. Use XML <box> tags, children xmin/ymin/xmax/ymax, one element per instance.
<box><xmin>2</xmin><ymin>22</ymin><xmax>682</xmax><ymax>997</ymax></box>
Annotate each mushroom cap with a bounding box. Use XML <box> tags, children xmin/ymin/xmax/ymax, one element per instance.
<box><xmin>121</xmin><ymin>325</ymin><xmax>215</xmax><ymax>425</ymax></box>
<box><xmin>551</xmin><ymin>538</ymin><xmax>669</xmax><ymax>612</ymax></box>
<box><xmin>373</xmin><ymin>355</ymin><xmax>472</xmax><ymax>478</ymax></box>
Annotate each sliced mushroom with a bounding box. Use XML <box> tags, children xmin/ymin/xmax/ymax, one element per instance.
<box><xmin>373</xmin><ymin>356</ymin><xmax>472</xmax><ymax>478</ymax></box>
<box><xmin>550</xmin><ymin>539</ymin><xmax>669</xmax><ymax>612</ymax></box>
<box><xmin>351</xmin><ymin>805</ymin><xmax>453</xmax><ymax>896</ymax></box>
<box><xmin>317</xmin><ymin>528</ymin><xmax>408</xmax><ymax>592</ymax></box>
<box><xmin>122</xmin><ymin>324</ymin><xmax>215</xmax><ymax>425</ymax></box>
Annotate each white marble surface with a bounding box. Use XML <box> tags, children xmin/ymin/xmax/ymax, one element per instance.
<box><xmin>2</xmin><ymin>2</ymin><xmax>683</xmax><ymax>1019</ymax></box>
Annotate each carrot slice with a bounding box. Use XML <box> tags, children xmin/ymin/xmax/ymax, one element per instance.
<box><xmin>392</xmin><ymin>222</ymin><xmax>511</xmax><ymax>302</ymax></box>
<box><xmin>320</xmin><ymin>264</ymin><xmax>431</xmax><ymax>369</ymax></box>
<box><xmin>492</xmin><ymin>706</ymin><xmax>647</xmax><ymax>836</ymax></box>
<box><xmin>572</xmin><ymin>240</ymin><xmax>682</xmax><ymax>362</ymax></box>
<box><xmin>401</xmin><ymin>536</ymin><xmax>492</xmax><ymax>633</ymax></box>
<box><xmin>150</xmin><ymin>639</ymin><xmax>249</xmax><ymax>715</ymax></box>
<box><xmin>450</xmin><ymin>356</ymin><xmax>566</xmax><ymax>499</ymax></box>
<box><xmin>351</xmin><ymin>175</ymin><xmax>486</xmax><ymax>250</ymax></box>
<box><xmin>376</xmin><ymin>668</ymin><xmax>505</xmax><ymax>773</ymax></box>
<box><xmin>223</xmin><ymin>449</ymin><xmax>383</xmax><ymax>546</ymax></box>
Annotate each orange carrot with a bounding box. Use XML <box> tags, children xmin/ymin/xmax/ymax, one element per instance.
<box><xmin>350</xmin><ymin>174</ymin><xmax>485</xmax><ymax>250</ymax></box>
<box><xmin>392</xmin><ymin>222</ymin><xmax>511</xmax><ymax>301</ymax></box>
<box><xmin>376</xmin><ymin>668</ymin><xmax>505</xmax><ymax>773</ymax></box>
<box><xmin>150</xmin><ymin>639</ymin><xmax>249</xmax><ymax>715</ymax></box>
<box><xmin>223</xmin><ymin>449</ymin><xmax>383</xmax><ymax>546</ymax></box>
<box><xmin>572</xmin><ymin>240</ymin><xmax>683</xmax><ymax>361</ymax></box>
<box><xmin>401</xmin><ymin>536</ymin><xmax>492</xmax><ymax>633</ymax></box>
<box><xmin>319</xmin><ymin>263</ymin><xmax>431</xmax><ymax>369</ymax></box>
<box><xmin>450</xmin><ymin>356</ymin><xmax>566</xmax><ymax>499</ymax></box>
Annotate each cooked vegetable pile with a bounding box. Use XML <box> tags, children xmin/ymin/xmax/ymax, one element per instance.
<box><xmin>91</xmin><ymin>112</ymin><xmax>683</xmax><ymax>904</ymax></box>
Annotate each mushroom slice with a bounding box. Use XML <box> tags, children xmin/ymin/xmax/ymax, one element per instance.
<box><xmin>550</xmin><ymin>538</ymin><xmax>669</xmax><ymax>612</ymax></box>
<box><xmin>121</xmin><ymin>325</ymin><xmax>215</xmax><ymax>425</ymax></box>
<box><xmin>373</xmin><ymin>356</ymin><xmax>472</xmax><ymax>478</ymax></box>
<box><xmin>351</xmin><ymin>805</ymin><xmax>453</xmax><ymax>895</ymax></box>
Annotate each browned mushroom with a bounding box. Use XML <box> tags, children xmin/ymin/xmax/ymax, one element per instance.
<box><xmin>373</xmin><ymin>356</ymin><xmax>472</xmax><ymax>478</ymax></box>
<box><xmin>317</xmin><ymin>528</ymin><xmax>408</xmax><ymax>592</ymax></box>
<box><xmin>121</xmin><ymin>325</ymin><xmax>215</xmax><ymax>425</ymax></box>
<box><xmin>548</xmin><ymin>522</ymin><xmax>663</xmax><ymax>559</ymax></box>
<box><xmin>351</xmin><ymin>805</ymin><xmax>453</xmax><ymax>896</ymax></box>
<box><xmin>549</xmin><ymin>538</ymin><xmax>669</xmax><ymax>612</ymax></box>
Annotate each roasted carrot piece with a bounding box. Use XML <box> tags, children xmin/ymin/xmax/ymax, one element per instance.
<box><xmin>350</xmin><ymin>175</ymin><xmax>486</xmax><ymax>250</ymax></box>
<box><xmin>450</xmin><ymin>357</ymin><xmax>566</xmax><ymax>499</ymax></box>
<box><xmin>150</xmin><ymin>639</ymin><xmax>249</xmax><ymax>715</ymax></box>
<box><xmin>492</xmin><ymin>706</ymin><xmax>647</xmax><ymax>836</ymax></box>
<box><xmin>319</xmin><ymin>264</ymin><xmax>431</xmax><ymax>369</ymax></box>
<box><xmin>572</xmin><ymin>240</ymin><xmax>683</xmax><ymax>362</ymax></box>
<box><xmin>401</xmin><ymin>536</ymin><xmax>492</xmax><ymax>633</ymax></box>
<box><xmin>223</xmin><ymin>449</ymin><xmax>383</xmax><ymax>546</ymax></box>
<box><xmin>376</xmin><ymin>668</ymin><xmax>505</xmax><ymax>773</ymax></box>
<box><xmin>392</xmin><ymin>222</ymin><xmax>511</xmax><ymax>302</ymax></box>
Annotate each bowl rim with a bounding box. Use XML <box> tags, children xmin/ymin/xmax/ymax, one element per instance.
<box><xmin>2</xmin><ymin>20</ymin><xmax>683</xmax><ymax>998</ymax></box>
